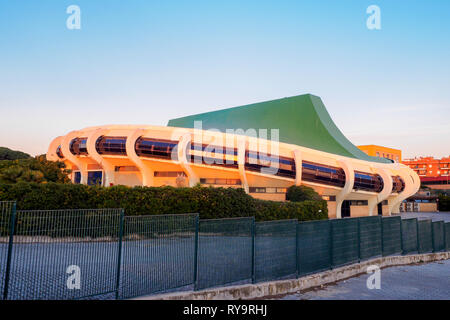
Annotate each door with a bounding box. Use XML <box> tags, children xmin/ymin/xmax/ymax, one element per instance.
<box><xmin>377</xmin><ymin>203</ymin><xmax>383</xmax><ymax>216</ymax></box>
<box><xmin>341</xmin><ymin>200</ymin><xmax>351</xmax><ymax>218</ymax></box>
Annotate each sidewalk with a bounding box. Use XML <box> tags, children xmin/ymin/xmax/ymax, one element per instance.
<box><xmin>278</xmin><ymin>259</ymin><xmax>450</xmax><ymax>300</ymax></box>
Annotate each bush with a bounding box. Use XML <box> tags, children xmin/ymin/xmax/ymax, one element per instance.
<box><xmin>0</xmin><ymin>183</ymin><xmax>328</xmax><ymax>222</ymax></box>
<box><xmin>286</xmin><ymin>185</ymin><xmax>322</xmax><ymax>202</ymax></box>
<box><xmin>0</xmin><ymin>156</ymin><xmax>71</xmax><ymax>184</ymax></box>
<box><xmin>0</xmin><ymin>147</ymin><xmax>31</xmax><ymax>160</ymax></box>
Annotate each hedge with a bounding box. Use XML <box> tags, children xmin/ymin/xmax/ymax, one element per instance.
<box><xmin>0</xmin><ymin>182</ymin><xmax>328</xmax><ymax>222</ymax></box>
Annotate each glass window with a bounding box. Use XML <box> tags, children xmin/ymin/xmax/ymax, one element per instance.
<box><xmin>56</xmin><ymin>145</ymin><xmax>64</xmax><ymax>159</ymax></box>
<box><xmin>70</xmin><ymin>138</ymin><xmax>88</xmax><ymax>155</ymax></box>
<box><xmin>115</xmin><ymin>166</ymin><xmax>138</xmax><ymax>172</ymax></box>
<box><xmin>302</xmin><ymin>161</ymin><xmax>346</xmax><ymax>188</ymax></box>
<box><xmin>244</xmin><ymin>152</ymin><xmax>296</xmax><ymax>179</ymax></box>
<box><xmin>189</xmin><ymin>143</ymin><xmax>238</xmax><ymax>168</ymax></box>
<box><xmin>87</xmin><ymin>171</ymin><xmax>102</xmax><ymax>186</ymax></box>
<box><xmin>96</xmin><ymin>136</ymin><xmax>127</xmax><ymax>155</ymax></box>
<box><xmin>74</xmin><ymin>171</ymin><xmax>81</xmax><ymax>184</ymax></box>
<box><xmin>354</xmin><ymin>171</ymin><xmax>383</xmax><ymax>193</ymax></box>
<box><xmin>135</xmin><ymin>137</ymin><xmax>178</xmax><ymax>160</ymax></box>
<box><xmin>249</xmin><ymin>187</ymin><xmax>266</xmax><ymax>193</ymax></box>
<box><xmin>391</xmin><ymin>176</ymin><xmax>405</xmax><ymax>193</ymax></box>
<box><xmin>154</xmin><ymin>171</ymin><xmax>186</xmax><ymax>177</ymax></box>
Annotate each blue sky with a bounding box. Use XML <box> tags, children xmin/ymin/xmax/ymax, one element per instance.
<box><xmin>0</xmin><ymin>0</ymin><xmax>449</xmax><ymax>158</ymax></box>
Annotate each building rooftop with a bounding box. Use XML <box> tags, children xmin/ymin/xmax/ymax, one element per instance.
<box><xmin>168</xmin><ymin>94</ymin><xmax>390</xmax><ymax>163</ymax></box>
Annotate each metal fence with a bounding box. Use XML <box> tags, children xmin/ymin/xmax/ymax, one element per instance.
<box><xmin>359</xmin><ymin>216</ymin><xmax>382</xmax><ymax>261</ymax></box>
<box><xmin>1</xmin><ymin>201</ymin><xmax>449</xmax><ymax>300</ymax></box>
<box><xmin>297</xmin><ymin>220</ymin><xmax>331</xmax><ymax>276</ymax></box>
<box><xmin>431</xmin><ymin>221</ymin><xmax>445</xmax><ymax>253</ymax></box>
<box><xmin>417</xmin><ymin>219</ymin><xmax>433</xmax><ymax>254</ymax></box>
<box><xmin>119</xmin><ymin>214</ymin><xmax>197</xmax><ymax>299</ymax></box>
<box><xmin>196</xmin><ymin>217</ymin><xmax>253</xmax><ymax>290</ymax></box>
<box><xmin>0</xmin><ymin>201</ymin><xmax>15</xmax><ymax>300</ymax></box>
<box><xmin>446</xmin><ymin>223</ymin><xmax>450</xmax><ymax>252</ymax></box>
<box><xmin>402</xmin><ymin>218</ymin><xmax>419</xmax><ymax>254</ymax></box>
<box><xmin>254</xmin><ymin>219</ymin><xmax>297</xmax><ymax>283</ymax></box>
<box><xmin>381</xmin><ymin>216</ymin><xmax>402</xmax><ymax>256</ymax></box>
<box><xmin>6</xmin><ymin>208</ymin><xmax>123</xmax><ymax>300</ymax></box>
<box><xmin>331</xmin><ymin>218</ymin><xmax>359</xmax><ymax>267</ymax></box>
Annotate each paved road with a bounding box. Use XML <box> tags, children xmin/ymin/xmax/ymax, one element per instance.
<box><xmin>399</xmin><ymin>211</ymin><xmax>450</xmax><ymax>222</ymax></box>
<box><xmin>277</xmin><ymin>259</ymin><xmax>450</xmax><ymax>300</ymax></box>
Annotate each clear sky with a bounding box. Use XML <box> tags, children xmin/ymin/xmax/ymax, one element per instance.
<box><xmin>0</xmin><ymin>0</ymin><xmax>449</xmax><ymax>159</ymax></box>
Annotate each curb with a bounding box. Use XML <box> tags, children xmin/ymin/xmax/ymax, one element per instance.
<box><xmin>133</xmin><ymin>252</ymin><xmax>450</xmax><ymax>300</ymax></box>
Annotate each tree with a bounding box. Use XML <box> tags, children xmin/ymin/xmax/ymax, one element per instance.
<box><xmin>0</xmin><ymin>155</ymin><xmax>71</xmax><ymax>184</ymax></box>
<box><xmin>0</xmin><ymin>147</ymin><xmax>31</xmax><ymax>160</ymax></box>
<box><xmin>286</xmin><ymin>185</ymin><xmax>323</xmax><ymax>202</ymax></box>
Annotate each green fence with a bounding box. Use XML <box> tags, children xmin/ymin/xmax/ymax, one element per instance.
<box><xmin>195</xmin><ymin>217</ymin><xmax>253</xmax><ymax>290</ymax></box>
<box><xmin>381</xmin><ymin>216</ymin><xmax>402</xmax><ymax>256</ymax></box>
<box><xmin>331</xmin><ymin>218</ymin><xmax>359</xmax><ymax>267</ymax></box>
<box><xmin>254</xmin><ymin>220</ymin><xmax>297</xmax><ymax>283</ymax></box>
<box><xmin>1</xmin><ymin>202</ymin><xmax>449</xmax><ymax>300</ymax></box>
<box><xmin>431</xmin><ymin>221</ymin><xmax>445</xmax><ymax>253</ymax></box>
<box><xmin>6</xmin><ymin>208</ymin><xmax>123</xmax><ymax>300</ymax></box>
<box><xmin>446</xmin><ymin>223</ymin><xmax>450</xmax><ymax>252</ymax></box>
<box><xmin>119</xmin><ymin>214</ymin><xmax>197</xmax><ymax>299</ymax></box>
<box><xmin>359</xmin><ymin>216</ymin><xmax>382</xmax><ymax>261</ymax></box>
<box><xmin>402</xmin><ymin>218</ymin><xmax>418</xmax><ymax>254</ymax></box>
<box><xmin>0</xmin><ymin>201</ymin><xmax>15</xmax><ymax>300</ymax></box>
<box><xmin>417</xmin><ymin>219</ymin><xmax>433</xmax><ymax>254</ymax></box>
<box><xmin>297</xmin><ymin>220</ymin><xmax>331</xmax><ymax>276</ymax></box>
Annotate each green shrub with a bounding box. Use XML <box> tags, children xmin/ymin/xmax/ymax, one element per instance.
<box><xmin>286</xmin><ymin>185</ymin><xmax>322</xmax><ymax>202</ymax></box>
<box><xmin>0</xmin><ymin>155</ymin><xmax>71</xmax><ymax>184</ymax></box>
<box><xmin>0</xmin><ymin>183</ymin><xmax>328</xmax><ymax>222</ymax></box>
<box><xmin>0</xmin><ymin>147</ymin><xmax>31</xmax><ymax>160</ymax></box>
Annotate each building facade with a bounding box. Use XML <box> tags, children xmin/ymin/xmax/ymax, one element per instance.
<box><xmin>357</xmin><ymin>145</ymin><xmax>402</xmax><ymax>163</ymax></box>
<box><xmin>47</xmin><ymin>94</ymin><xmax>420</xmax><ymax>218</ymax></box>
<box><xmin>402</xmin><ymin>156</ymin><xmax>450</xmax><ymax>189</ymax></box>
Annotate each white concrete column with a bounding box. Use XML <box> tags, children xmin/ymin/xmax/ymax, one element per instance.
<box><xmin>335</xmin><ymin>159</ymin><xmax>355</xmax><ymax>219</ymax></box>
<box><xmin>46</xmin><ymin>136</ymin><xmax>63</xmax><ymax>161</ymax></box>
<box><xmin>126</xmin><ymin>129</ymin><xmax>154</xmax><ymax>186</ymax></box>
<box><xmin>368</xmin><ymin>167</ymin><xmax>393</xmax><ymax>216</ymax></box>
<box><xmin>237</xmin><ymin>138</ymin><xmax>249</xmax><ymax>194</ymax></box>
<box><xmin>61</xmin><ymin>131</ymin><xmax>88</xmax><ymax>184</ymax></box>
<box><xmin>178</xmin><ymin>133</ymin><xmax>199</xmax><ymax>187</ymax></box>
<box><xmin>86</xmin><ymin>129</ymin><xmax>116</xmax><ymax>187</ymax></box>
<box><xmin>293</xmin><ymin>150</ymin><xmax>302</xmax><ymax>186</ymax></box>
<box><xmin>389</xmin><ymin>165</ymin><xmax>420</xmax><ymax>214</ymax></box>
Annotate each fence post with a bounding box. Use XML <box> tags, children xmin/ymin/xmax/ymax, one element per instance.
<box><xmin>445</xmin><ymin>223</ymin><xmax>448</xmax><ymax>252</ymax></box>
<box><xmin>251</xmin><ymin>217</ymin><xmax>255</xmax><ymax>284</ymax></box>
<box><xmin>115</xmin><ymin>209</ymin><xmax>125</xmax><ymax>300</ymax></box>
<box><xmin>416</xmin><ymin>218</ymin><xmax>420</xmax><ymax>254</ymax></box>
<box><xmin>400</xmin><ymin>217</ymin><xmax>404</xmax><ymax>255</ymax></box>
<box><xmin>330</xmin><ymin>220</ymin><xmax>334</xmax><ymax>269</ymax></box>
<box><xmin>380</xmin><ymin>216</ymin><xmax>384</xmax><ymax>257</ymax></box>
<box><xmin>3</xmin><ymin>202</ymin><xmax>16</xmax><ymax>300</ymax></box>
<box><xmin>193</xmin><ymin>214</ymin><xmax>199</xmax><ymax>290</ymax></box>
<box><xmin>357</xmin><ymin>218</ymin><xmax>361</xmax><ymax>263</ymax></box>
<box><xmin>295</xmin><ymin>220</ymin><xmax>299</xmax><ymax>279</ymax></box>
<box><xmin>431</xmin><ymin>222</ymin><xmax>435</xmax><ymax>253</ymax></box>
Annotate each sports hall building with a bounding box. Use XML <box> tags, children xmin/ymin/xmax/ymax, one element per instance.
<box><xmin>47</xmin><ymin>94</ymin><xmax>420</xmax><ymax>218</ymax></box>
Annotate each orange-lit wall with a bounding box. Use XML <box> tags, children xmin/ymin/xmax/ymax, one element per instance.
<box><xmin>357</xmin><ymin>145</ymin><xmax>402</xmax><ymax>163</ymax></box>
<box><xmin>402</xmin><ymin>156</ymin><xmax>450</xmax><ymax>178</ymax></box>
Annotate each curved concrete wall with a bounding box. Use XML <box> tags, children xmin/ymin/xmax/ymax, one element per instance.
<box><xmin>47</xmin><ymin>124</ymin><xmax>419</xmax><ymax>218</ymax></box>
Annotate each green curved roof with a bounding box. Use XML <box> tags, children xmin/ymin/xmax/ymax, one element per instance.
<box><xmin>168</xmin><ymin>94</ymin><xmax>390</xmax><ymax>163</ymax></box>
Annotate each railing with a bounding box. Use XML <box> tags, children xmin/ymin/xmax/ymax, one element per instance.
<box><xmin>0</xmin><ymin>201</ymin><xmax>449</xmax><ymax>300</ymax></box>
